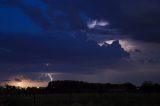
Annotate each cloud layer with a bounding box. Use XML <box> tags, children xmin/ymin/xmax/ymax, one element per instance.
<box><xmin>0</xmin><ymin>32</ymin><xmax>129</xmax><ymax>73</ymax></box>
<box><xmin>1</xmin><ymin>0</ymin><xmax>160</xmax><ymax>43</ymax></box>
<box><xmin>0</xmin><ymin>0</ymin><xmax>160</xmax><ymax>84</ymax></box>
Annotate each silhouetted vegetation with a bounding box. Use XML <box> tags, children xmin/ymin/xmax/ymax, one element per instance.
<box><xmin>0</xmin><ymin>81</ymin><xmax>160</xmax><ymax>106</ymax></box>
<box><xmin>140</xmin><ymin>81</ymin><xmax>160</xmax><ymax>93</ymax></box>
<box><xmin>47</xmin><ymin>81</ymin><xmax>138</xmax><ymax>93</ymax></box>
<box><xmin>0</xmin><ymin>80</ymin><xmax>160</xmax><ymax>94</ymax></box>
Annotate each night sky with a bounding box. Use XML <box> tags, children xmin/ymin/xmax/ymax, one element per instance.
<box><xmin>0</xmin><ymin>0</ymin><xmax>160</xmax><ymax>87</ymax></box>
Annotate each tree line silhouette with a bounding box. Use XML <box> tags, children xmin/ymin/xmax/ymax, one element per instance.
<box><xmin>0</xmin><ymin>80</ymin><xmax>160</xmax><ymax>94</ymax></box>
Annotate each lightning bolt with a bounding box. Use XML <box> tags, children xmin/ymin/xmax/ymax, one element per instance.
<box><xmin>47</xmin><ymin>73</ymin><xmax>53</xmax><ymax>82</ymax></box>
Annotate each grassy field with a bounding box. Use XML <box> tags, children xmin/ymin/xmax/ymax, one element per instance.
<box><xmin>1</xmin><ymin>93</ymin><xmax>160</xmax><ymax>106</ymax></box>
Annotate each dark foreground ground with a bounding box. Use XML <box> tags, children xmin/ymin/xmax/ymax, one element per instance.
<box><xmin>1</xmin><ymin>93</ymin><xmax>160</xmax><ymax>106</ymax></box>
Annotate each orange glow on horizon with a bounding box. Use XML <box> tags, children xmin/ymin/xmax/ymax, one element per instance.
<box><xmin>8</xmin><ymin>79</ymin><xmax>48</xmax><ymax>88</ymax></box>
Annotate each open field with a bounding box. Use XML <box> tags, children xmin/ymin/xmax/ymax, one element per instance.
<box><xmin>1</xmin><ymin>93</ymin><xmax>160</xmax><ymax>106</ymax></box>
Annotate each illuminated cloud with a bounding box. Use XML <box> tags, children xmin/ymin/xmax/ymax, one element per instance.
<box><xmin>105</xmin><ymin>40</ymin><xmax>115</xmax><ymax>45</ymax></box>
<box><xmin>99</xmin><ymin>39</ymin><xmax>138</xmax><ymax>52</ymax></box>
<box><xmin>87</xmin><ymin>20</ymin><xmax>109</xmax><ymax>29</ymax></box>
<box><xmin>119</xmin><ymin>40</ymin><xmax>139</xmax><ymax>52</ymax></box>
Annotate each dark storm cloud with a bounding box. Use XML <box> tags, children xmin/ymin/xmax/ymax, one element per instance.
<box><xmin>1</xmin><ymin>0</ymin><xmax>160</xmax><ymax>84</ymax></box>
<box><xmin>30</xmin><ymin>0</ymin><xmax>160</xmax><ymax>43</ymax></box>
<box><xmin>0</xmin><ymin>0</ymin><xmax>87</xmax><ymax>30</ymax></box>
<box><xmin>82</xmin><ymin>0</ymin><xmax>160</xmax><ymax>43</ymax></box>
<box><xmin>34</xmin><ymin>0</ymin><xmax>160</xmax><ymax>43</ymax></box>
<box><xmin>1</xmin><ymin>0</ymin><xmax>160</xmax><ymax>43</ymax></box>
<box><xmin>0</xmin><ymin>32</ymin><xmax>129</xmax><ymax>73</ymax></box>
<box><xmin>117</xmin><ymin>0</ymin><xmax>160</xmax><ymax>43</ymax></box>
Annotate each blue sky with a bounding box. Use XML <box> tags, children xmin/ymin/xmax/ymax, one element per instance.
<box><xmin>0</xmin><ymin>6</ymin><xmax>42</xmax><ymax>32</ymax></box>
